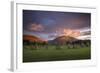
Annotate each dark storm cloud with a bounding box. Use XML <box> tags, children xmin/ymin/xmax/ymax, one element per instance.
<box><xmin>23</xmin><ymin>10</ymin><xmax>90</xmax><ymax>33</ymax></box>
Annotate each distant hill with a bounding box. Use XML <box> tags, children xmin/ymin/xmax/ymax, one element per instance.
<box><xmin>23</xmin><ymin>35</ymin><xmax>90</xmax><ymax>46</ymax></box>
<box><xmin>49</xmin><ymin>36</ymin><xmax>78</xmax><ymax>45</ymax></box>
<box><xmin>23</xmin><ymin>35</ymin><xmax>46</xmax><ymax>43</ymax></box>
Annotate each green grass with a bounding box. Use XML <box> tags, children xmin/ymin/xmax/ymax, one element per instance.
<box><xmin>23</xmin><ymin>45</ymin><xmax>91</xmax><ymax>62</ymax></box>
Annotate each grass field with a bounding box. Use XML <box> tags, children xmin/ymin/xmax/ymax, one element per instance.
<box><xmin>23</xmin><ymin>45</ymin><xmax>91</xmax><ymax>62</ymax></box>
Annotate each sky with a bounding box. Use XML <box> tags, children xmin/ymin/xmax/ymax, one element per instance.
<box><xmin>23</xmin><ymin>10</ymin><xmax>91</xmax><ymax>40</ymax></box>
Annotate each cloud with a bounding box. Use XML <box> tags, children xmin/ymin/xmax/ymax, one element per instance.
<box><xmin>47</xmin><ymin>28</ymin><xmax>81</xmax><ymax>39</ymax></box>
<box><xmin>54</xmin><ymin>28</ymin><xmax>80</xmax><ymax>37</ymax></box>
<box><xmin>48</xmin><ymin>33</ymin><xmax>58</xmax><ymax>38</ymax></box>
<box><xmin>77</xmin><ymin>28</ymin><xmax>91</xmax><ymax>36</ymax></box>
<box><xmin>28</xmin><ymin>23</ymin><xmax>44</xmax><ymax>32</ymax></box>
<box><xmin>62</xmin><ymin>29</ymin><xmax>80</xmax><ymax>37</ymax></box>
<box><xmin>76</xmin><ymin>35</ymin><xmax>91</xmax><ymax>40</ymax></box>
<box><xmin>76</xmin><ymin>28</ymin><xmax>91</xmax><ymax>40</ymax></box>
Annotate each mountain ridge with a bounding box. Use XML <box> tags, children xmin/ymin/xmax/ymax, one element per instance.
<box><xmin>23</xmin><ymin>35</ymin><xmax>47</xmax><ymax>43</ymax></box>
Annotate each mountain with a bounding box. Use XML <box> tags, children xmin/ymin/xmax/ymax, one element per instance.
<box><xmin>23</xmin><ymin>35</ymin><xmax>46</xmax><ymax>43</ymax></box>
<box><xmin>49</xmin><ymin>36</ymin><xmax>78</xmax><ymax>45</ymax></box>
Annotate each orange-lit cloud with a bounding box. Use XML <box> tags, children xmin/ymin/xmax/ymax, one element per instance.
<box><xmin>55</xmin><ymin>28</ymin><xmax>80</xmax><ymax>38</ymax></box>
<box><xmin>29</xmin><ymin>23</ymin><xmax>44</xmax><ymax>32</ymax></box>
<box><xmin>62</xmin><ymin>29</ymin><xmax>80</xmax><ymax>37</ymax></box>
<box><xmin>48</xmin><ymin>28</ymin><xmax>81</xmax><ymax>39</ymax></box>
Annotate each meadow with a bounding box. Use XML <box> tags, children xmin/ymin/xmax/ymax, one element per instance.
<box><xmin>23</xmin><ymin>45</ymin><xmax>91</xmax><ymax>62</ymax></box>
